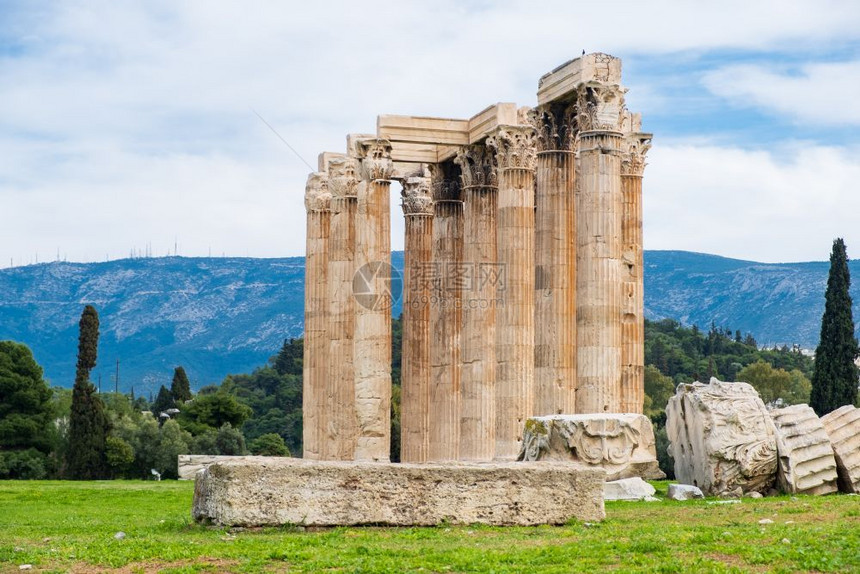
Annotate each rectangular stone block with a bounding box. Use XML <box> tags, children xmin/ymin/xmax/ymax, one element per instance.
<box><xmin>192</xmin><ymin>459</ymin><xmax>605</xmax><ymax>526</ymax></box>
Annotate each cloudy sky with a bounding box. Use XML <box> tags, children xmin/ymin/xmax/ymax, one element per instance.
<box><xmin>2</xmin><ymin>0</ymin><xmax>859</xmax><ymax>266</ymax></box>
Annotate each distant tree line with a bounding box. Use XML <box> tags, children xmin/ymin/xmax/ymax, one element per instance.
<box><xmin>3</xmin><ymin>236</ymin><xmax>858</xmax><ymax>480</ymax></box>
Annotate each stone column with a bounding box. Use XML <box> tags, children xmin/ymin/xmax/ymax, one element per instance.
<box><xmin>488</xmin><ymin>126</ymin><xmax>537</xmax><ymax>459</ymax></box>
<box><xmin>353</xmin><ymin>138</ymin><xmax>394</xmax><ymax>461</ymax></box>
<box><xmin>575</xmin><ymin>85</ymin><xmax>626</xmax><ymax>414</ymax></box>
<box><xmin>454</xmin><ymin>145</ymin><xmax>498</xmax><ymax>461</ymax></box>
<box><xmin>302</xmin><ymin>172</ymin><xmax>331</xmax><ymax>460</ymax></box>
<box><xmin>620</xmin><ymin>130</ymin><xmax>651</xmax><ymax>414</ymax></box>
<box><xmin>400</xmin><ymin>176</ymin><xmax>433</xmax><ymax>463</ymax></box>
<box><xmin>532</xmin><ymin>104</ymin><xmax>578</xmax><ymax>417</ymax></box>
<box><xmin>326</xmin><ymin>157</ymin><xmax>359</xmax><ymax>460</ymax></box>
<box><xmin>427</xmin><ymin>164</ymin><xmax>463</xmax><ymax>462</ymax></box>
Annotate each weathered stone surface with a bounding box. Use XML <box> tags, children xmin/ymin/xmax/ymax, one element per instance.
<box><xmin>770</xmin><ymin>404</ymin><xmax>839</xmax><ymax>495</ymax></box>
<box><xmin>518</xmin><ymin>414</ymin><xmax>665</xmax><ymax>481</ymax></box>
<box><xmin>821</xmin><ymin>404</ymin><xmax>860</xmax><ymax>493</ymax></box>
<box><xmin>192</xmin><ymin>458</ymin><xmax>605</xmax><ymax>526</ymax></box>
<box><xmin>178</xmin><ymin>455</ymin><xmax>276</xmax><ymax>480</ymax></box>
<box><xmin>604</xmin><ymin>477</ymin><xmax>656</xmax><ymax>501</ymax></box>
<box><xmin>666</xmin><ymin>378</ymin><xmax>778</xmax><ymax>495</ymax></box>
<box><xmin>667</xmin><ymin>484</ymin><xmax>704</xmax><ymax>501</ymax></box>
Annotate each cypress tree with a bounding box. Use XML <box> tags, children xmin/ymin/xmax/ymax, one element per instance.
<box><xmin>170</xmin><ymin>366</ymin><xmax>192</xmax><ymax>403</ymax></box>
<box><xmin>152</xmin><ymin>384</ymin><xmax>175</xmax><ymax>415</ymax></box>
<box><xmin>66</xmin><ymin>305</ymin><xmax>111</xmax><ymax>479</ymax></box>
<box><xmin>810</xmin><ymin>238</ymin><xmax>859</xmax><ymax>415</ymax></box>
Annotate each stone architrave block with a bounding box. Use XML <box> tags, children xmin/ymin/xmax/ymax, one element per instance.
<box><xmin>770</xmin><ymin>404</ymin><xmax>839</xmax><ymax>495</ymax></box>
<box><xmin>666</xmin><ymin>378</ymin><xmax>778</xmax><ymax>496</ymax></box>
<box><xmin>192</xmin><ymin>458</ymin><xmax>606</xmax><ymax>527</ymax></box>
<box><xmin>517</xmin><ymin>414</ymin><xmax>665</xmax><ymax>481</ymax></box>
<box><xmin>821</xmin><ymin>404</ymin><xmax>860</xmax><ymax>493</ymax></box>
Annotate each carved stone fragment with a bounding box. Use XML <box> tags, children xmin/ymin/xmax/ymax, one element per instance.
<box><xmin>770</xmin><ymin>404</ymin><xmax>839</xmax><ymax>495</ymax></box>
<box><xmin>820</xmin><ymin>404</ymin><xmax>860</xmax><ymax>493</ymax></box>
<box><xmin>518</xmin><ymin>414</ymin><xmax>665</xmax><ymax>480</ymax></box>
<box><xmin>666</xmin><ymin>378</ymin><xmax>778</xmax><ymax>495</ymax></box>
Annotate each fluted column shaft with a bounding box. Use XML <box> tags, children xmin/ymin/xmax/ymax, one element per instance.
<box><xmin>489</xmin><ymin>126</ymin><xmax>536</xmax><ymax>459</ymax></box>
<box><xmin>353</xmin><ymin>180</ymin><xmax>392</xmax><ymax>461</ymax></box>
<box><xmin>534</xmin><ymin>150</ymin><xmax>577</xmax><ymax>416</ymax></box>
<box><xmin>459</xmin><ymin>184</ymin><xmax>497</xmax><ymax>460</ymax></box>
<box><xmin>428</xmin><ymin>179</ymin><xmax>463</xmax><ymax>462</ymax></box>
<box><xmin>326</xmin><ymin>161</ymin><xmax>358</xmax><ymax>459</ymax></box>
<box><xmin>621</xmin><ymin>171</ymin><xmax>644</xmax><ymax>413</ymax></box>
<box><xmin>576</xmin><ymin>130</ymin><xmax>624</xmax><ymax>414</ymax></box>
<box><xmin>400</xmin><ymin>178</ymin><xmax>433</xmax><ymax>463</ymax></box>
<box><xmin>620</xmin><ymin>129</ymin><xmax>650</xmax><ymax>414</ymax></box>
<box><xmin>302</xmin><ymin>173</ymin><xmax>331</xmax><ymax>460</ymax></box>
<box><xmin>353</xmin><ymin>139</ymin><xmax>394</xmax><ymax>462</ymax></box>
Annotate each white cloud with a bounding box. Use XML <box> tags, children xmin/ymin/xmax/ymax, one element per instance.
<box><xmin>2</xmin><ymin>1</ymin><xmax>860</xmax><ymax>265</ymax></box>
<box><xmin>644</xmin><ymin>140</ymin><xmax>860</xmax><ymax>263</ymax></box>
<box><xmin>703</xmin><ymin>60</ymin><xmax>860</xmax><ymax>126</ymax></box>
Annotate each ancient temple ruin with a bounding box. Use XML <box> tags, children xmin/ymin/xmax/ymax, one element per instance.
<box><xmin>302</xmin><ymin>53</ymin><xmax>651</xmax><ymax>463</ymax></box>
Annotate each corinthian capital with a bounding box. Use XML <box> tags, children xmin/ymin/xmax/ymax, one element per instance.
<box><xmin>486</xmin><ymin>125</ymin><xmax>537</xmax><ymax>170</ymax></box>
<box><xmin>621</xmin><ymin>133</ymin><xmax>652</xmax><ymax>177</ymax></box>
<box><xmin>529</xmin><ymin>103</ymin><xmax>578</xmax><ymax>152</ymax></box>
<box><xmin>304</xmin><ymin>172</ymin><xmax>331</xmax><ymax>212</ymax></box>
<box><xmin>357</xmin><ymin>138</ymin><xmax>394</xmax><ymax>181</ymax></box>
<box><xmin>327</xmin><ymin>157</ymin><xmax>359</xmax><ymax>198</ymax></box>
<box><xmin>401</xmin><ymin>177</ymin><xmax>433</xmax><ymax>216</ymax></box>
<box><xmin>428</xmin><ymin>163</ymin><xmax>462</xmax><ymax>202</ymax></box>
<box><xmin>576</xmin><ymin>84</ymin><xmax>627</xmax><ymax>133</ymax></box>
<box><xmin>454</xmin><ymin>144</ymin><xmax>497</xmax><ymax>188</ymax></box>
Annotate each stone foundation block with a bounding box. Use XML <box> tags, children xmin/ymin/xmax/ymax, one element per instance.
<box><xmin>192</xmin><ymin>458</ymin><xmax>605</xmax><ymax>526</ymax></box>
<box><xmin>518</xmin><ymin>414</ymin><xmax>665</xmax><ymax>480</ymax></box>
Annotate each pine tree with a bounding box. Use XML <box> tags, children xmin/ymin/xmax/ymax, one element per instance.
<box><xmin>66</xmin><ymin>305</ymin><xmax>111</xmax><ymax>479</ymax></box>
<box><xmin>810</xmin><ymin>238</ymin><xmax>860</xmax><ymax>415</ymax></box>
<box><xmin>170</xmin><ymin>366</ymin><xmax>192</xmax><ymax>403</ymax></box>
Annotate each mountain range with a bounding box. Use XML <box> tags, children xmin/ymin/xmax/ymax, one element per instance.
<box><xmin>0</xmin><ymin>250</ymin><xmax>845</xmax><ymax>396</ymax></box>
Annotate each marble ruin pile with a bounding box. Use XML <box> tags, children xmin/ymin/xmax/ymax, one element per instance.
<box><xmin>666</xmin><ymin>378</ymin><xmax>860</xmax><ymax>496</ymax></box>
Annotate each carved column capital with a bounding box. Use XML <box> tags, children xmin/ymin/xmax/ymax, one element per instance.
<box><xmin>304</xmin><ymin>172</ymin><xmax>331</xmax><ymax>212</ymax></box>
<box><xmin>486</xmin><ymin>125</ymin><xmax>538</xmax><ymax>170</ymax></box>
<box><xmin>454</xmin><ymin>144</ymin><xmax>497</xmax><ymax>188</ymax></box>
<box><xmin>357</xmin><ymin>138</ymin><xmax>394</xmax><ymax>181</ymax></box>
<box><xmin>428</xmin><ymin>163</ymin><xmax>462</xmax><ymax>202</ymax></box>
<box><xmin>621</xmin><ymin>134</ymin><xmax>652</xmax><ymax>177</ymax></box>
<box><xmin>529</xmin><ymin>103</ymin><xmax>578</xmax><ymax>152</ymax></box>
<box><xmin>327</xmin><ymin>157</ymin><xmax>359</xmax><ymax>198</ymax></box>
<box><xmin>401</xmin><ymin>176</ymin><xmax>433</xmax><ymax>216</ymax></box>
<box><xmin>576</xmin><ymin>84</ymin><xmax>627</xmax><ymax>133</ymax></box>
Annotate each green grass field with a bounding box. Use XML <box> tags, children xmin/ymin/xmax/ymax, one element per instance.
<box><xmin>0</xmin><ymin>480</ymin><xmax>858</xmax><ymax>573</ymax></box>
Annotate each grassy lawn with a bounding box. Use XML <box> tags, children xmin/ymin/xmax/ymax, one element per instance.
<box><xmin>0</xmin><ymin>480</ymin><xmax>858</xmax><ymax>573</ymax></box>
